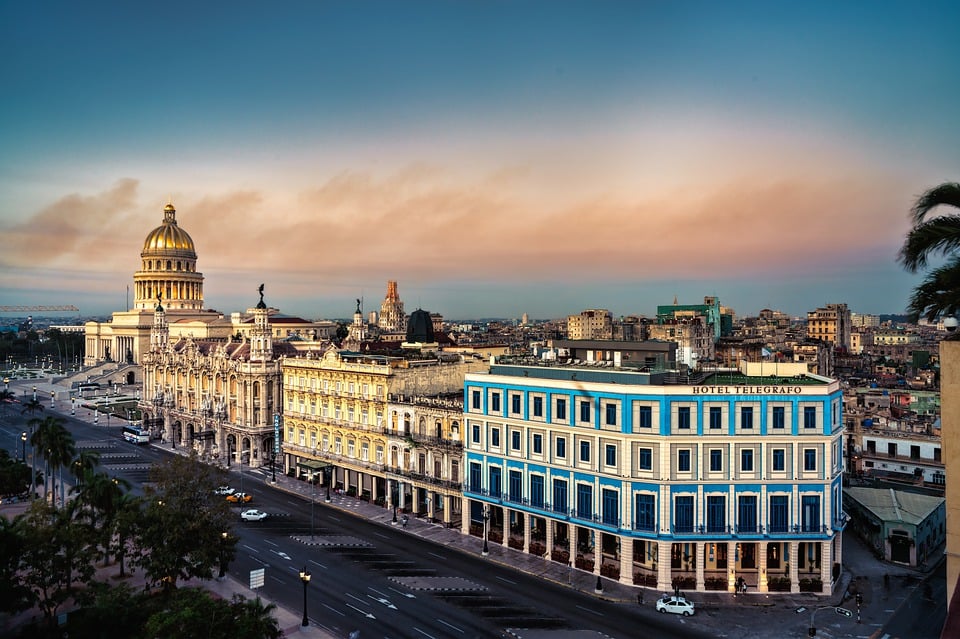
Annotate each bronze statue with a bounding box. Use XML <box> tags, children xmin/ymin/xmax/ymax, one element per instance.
<box><xmin>356</xmin><ymin>298</ymin><xmax>362</xmax><ymax>314</ymax></box>
<box><xmin>259</xmin><ymin>283</ymin><xmax>265</xmax><ymax>305</ymax></box>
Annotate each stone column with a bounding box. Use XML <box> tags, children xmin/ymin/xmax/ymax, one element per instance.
<box><xmin>523</xmin><ymin>513</ymin><xmax>531</xmax><ymax>553</ymax></box>
<box><xmin>758</xmin><ymin>541</ymin><xmax>769</xmax><ymax>592</ymax></box>
<box><xmin>460</xmin><ymin>496</ymin><xmax>470</xmax><ymax>535</ymax></box>
<box><xmin>443</xmin><ymin>494</ymin><xmax>452</xmax><ymax>527</ymax></box>
<box><xmin>427</xmin><ymin>491</ymin><xmax>435</xmax><ymax>520</ymax></box>
<box><xmin>501</xmin><ymin>507</ymin><xmax>508</xmax><ymax>547</ymax></box>
<box><xmin>695</xmin><ymin>542</ymin><xmax>705</xmax><ymax>591</ymax></box>
<box><xmin>657</xmin><ymin>542</ymin><xmax>672</xmax><ymax>593</ymax></box>
<box><xmin>727</xmin><ymin>541</ymin><xmax>738</xmax><ymax>593</ymax></box>
<box><xmin>789</xmin><ymin>541</ymin><xmax>800</xmax><ymax>594</ymax></box>
<box><xmin>545</xmin><ymin>519</ymin><xmax>554</xmax><ymax>559</ymax></box>
<box><xmin>619</xmin><ymin>536</ymin><xmax>634</xmax><ymax>585</ymax></box>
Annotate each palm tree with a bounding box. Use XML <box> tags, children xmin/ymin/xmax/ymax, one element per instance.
<box><xmin>899</xmin><ymin>182</ymin><xmax>960</xmax><ymax>321</ymax></box>
<box><xmin>45</xmin><ymin>422</ymin><xmax>77</xmax><ymax>507</ymax></box>
<box><xmin>20</xmin><ymin>397</ymin><xmax>44</xmax><ymax>418</ymax></box>
<box><xmin>70</xmin><ymin>450</ymin><xmax>101</xmax><ymax>490</ymax></box>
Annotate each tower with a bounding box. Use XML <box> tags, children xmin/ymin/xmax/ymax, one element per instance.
<box><xmin>150</xmin><ymin>294</ymin><xmax>168</xmax><ymax>352</ymax></box>
<box><xmin>249</xmin><ymin>284</ymin><xmax>273</xmax><ymax>362</ymax></box>
<box><xmin>378</xmin><ymin>280</ymin><xmax>406</xmax><ymax>333</ymax></box>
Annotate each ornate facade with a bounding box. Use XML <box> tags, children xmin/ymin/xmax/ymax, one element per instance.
<box><xmin>140</xmin><ymin>292</ymin><xmax>297</xmax><ymax>468</ymax></box>
<box><xmin>281</xmin><ymin>351</ymin><xmax>485</xmax><ymax>524</ymax></box>
<box><xmin>378</xmin><ymin>280</ymin><xmax>406</xmax><ymax>333</ymax></box>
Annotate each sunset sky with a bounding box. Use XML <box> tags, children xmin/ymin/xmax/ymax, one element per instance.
<box><xmin>2</xmin><ymin>1</ymin><xmax>959</xmax><ymax>321</ymax></box>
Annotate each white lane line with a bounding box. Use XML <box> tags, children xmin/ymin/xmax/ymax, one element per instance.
<box><xmin>428</xmin><ymin>552</ymin><xmax>445</xmax><ymax>559</ymax></box>
<box><xmin>242</xmin><ymin>544</ymin><xmax>260</xmax><ymax>553</ymax></box>
<box><xmin>495</xmin><ymin>576</ymin><xmax>516</xmax><ymax>585</ymax></box>
<box><xmin>321</xmin><ymin>602</ymin><xmax>346</xmax><ymax>617</ymax></box>
<box><xmin>575</xmin><ymin>604</ymin><xmax>603</xmax><ymax>617</ymax></box>
<box><xmin>437</xmin><ymin>619</ymin><xmax>464</xmax><ymax>633</ymax></box>
<box><xmin>309</xmin><ymin>559</ymin><xmax>327</xmax><ymax>569</ymax></box>
<box><xmin>413</xmin><ymin>629</ymin><xmax>437</xmax><ymax>639</ymax></box>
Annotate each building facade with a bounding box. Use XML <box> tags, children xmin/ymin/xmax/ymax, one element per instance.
<box><xmin>462</xmin><ymin>358</ymin><xmax>846</xmax><ymax>595</ymax></box>
<box><xmin>806</xmin><ymin>303</ymin><xmax>851</xmax><ymax>352</ymax></box>
<box><xmin>280</xmin><ymin>350</ymin><xmax>485</xmax><ymax>522</ymax></box>
<box><xmin>567</xmin><ymin>310</ymin><xmax>613</xmax><ymax>341</ymax></box>
<box><xmin>139</xmin><ymin>293</ymin><xmax>294</xmax><ymax>468</ymax></box>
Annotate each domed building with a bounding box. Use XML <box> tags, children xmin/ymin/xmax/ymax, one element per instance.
<box><xmin>84</xmin><ymin>202</ymin><xmax>226</xmax><ymax>368</ymax></box>
<box><xmin>133</xmin><ymin>203</ymin><xmax>204</xmax><ymax>311</ymax></box>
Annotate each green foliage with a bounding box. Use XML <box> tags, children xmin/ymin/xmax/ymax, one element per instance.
<box><xmin>0</xmin><ymin>449</ymin><xmax>31</xmax><ymax>496</ymax></box>
<box><xmin>142</xmin><ymin>589</ymin><xmax>282</xmax><ymax>639</ymax></box>
<box><xmin>899</xmin><ymin>182</ymin><xmax>960</xmax><ymax>321</ymax></box>
<box><xmin>135</xmin><ymin>453</ymin><xmax>235</xmax><ymax>589</ymax></box>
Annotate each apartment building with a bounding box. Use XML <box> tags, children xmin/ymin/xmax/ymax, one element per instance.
<box><xmin>567</xmin><ymin>309</ymin><xmax>613</xmax><ymax>341</ymax></box>
<box><xmin>280</xmin><ymin>350</ymin><xmax>485</xmax><ymax>518</ymax></box>
<box><xmin>462</xmin><ymin>358</ymin><xmax>845</xmax><ymax>595</ymax></box>
<box><xmin>806</xmin><ymin>303</ymin><xmax>851</xmax><ymax>351</ymax></box>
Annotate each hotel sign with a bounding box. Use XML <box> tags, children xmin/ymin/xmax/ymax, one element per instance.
<box><xmin>692</xmin><ymin>385</ymin><xmax>804</xmax><ymax>395</ymax></box>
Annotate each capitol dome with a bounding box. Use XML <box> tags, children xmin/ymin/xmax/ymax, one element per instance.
<box><xmin>142</xmin><ymin>202</ymin><xmax>197</xmax><ymax>256</ymax></box>
<box><xmin>132</xmin><ymin>201</ymin><xmax>205</xmax><ymax>311</ymax></box>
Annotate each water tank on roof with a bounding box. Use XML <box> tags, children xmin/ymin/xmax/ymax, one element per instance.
<box><xmin>862</xmin><ymin>419</ymin><xmax>873</xmax><ymax>428</ymax></box>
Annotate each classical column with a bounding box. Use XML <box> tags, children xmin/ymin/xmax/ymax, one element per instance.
<box><xmin>727</xmin><ymin>541</ymin><xmax>738</xmax><ymax>592</ymax></box>
<box><xmin>619</xmin><ymin>536</ymin><xmax>634</xmax><ymax>585</ymax></box>
<box><xmin>459</xmin><ymin>496</ymin><xmax>470</xmax><ymax>535</ymax></box>
<box><xmin>758</xmin><ymin>541</ymin><xmax>769</xmax><ymax>592</ymax></box>
<box><xmin>427</xmin><ymin>491</ymin><xmax>435</xmax><ymax>520</ymax></box>
<box><xmin>545</xmin><ymin>519</ymin><xmax>554</xmax><ymax>559</ymax></box>
<box><xmin>789</xmin><ymin>541</ymin><xmax>800</xmax><ymax>593</ymax></box>
<box><xmin>523</xmin><ymin>513</ymin><xmax>531</xmax><ymax>554</ymax></box>
<box><xmin>695</xmin><ymin>542</ymin><xmax>705</xmax><ymax>590</ymax></box>
<box><xmin>501</xmin><ymin>507</ymin><xmax>508</xmax><ymax>547</ymax></box>
<box><xmin>657</xmin><ymin>542</ymin><xmax>672</xmax><ymax>593</ymax></box>
<box><xmin>442</xmin><ymin>494</ymin><xmax>452</xmax><ymax>527</ymax></box>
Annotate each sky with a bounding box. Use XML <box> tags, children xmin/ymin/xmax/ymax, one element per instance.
<box><xmin>2</xmin><ymin>1</ymin><xmax>959</xmax><ymax>322</ymax></box>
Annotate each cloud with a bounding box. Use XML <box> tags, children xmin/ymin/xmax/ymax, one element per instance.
<box><xmin>0</xmin><ymin>178</ymin><xmax>140</xmax><ymax>270</ymax></box>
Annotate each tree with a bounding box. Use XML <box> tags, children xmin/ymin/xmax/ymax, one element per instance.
<box><xmin>29</xmin><ymin>416</ymin><xmax>74</xmax><ymax>505</ymax></box>
<box><xmin>20</xmin><ymin>397</ymin><xmax>44</xmax><ymax>418</ymax></box>
<box><xmin>0</xmin><ymin>449</ymin><xmax>31</xmax><ymax>496</ymax></box>
<box><xmin>899</xmin><ymin>182</ymin><xmax>960</xmax><ymax>321</ymax></box>
<box><xmin>133</xmin><ymin>453</ymin><xmax>236</xmax><ymax>590</ymax></box>
<box><xmin>73</xmin><ymin>470</ymin><xmax>131</xmax><ymax>566</ymax></box>
<box><xmin>0</xmin><ymin>515</ymin><xmax>32</xmax><ymax>616</ymax></box>
<box><xmin>15</xmin><ymin>499</ymin><xmax>97</xmax><ymax>625</ymax></box>
<box><xmin>142</xmin><ymin>588</ymin><xmax>282</xmax><ymax>639</ymax></box>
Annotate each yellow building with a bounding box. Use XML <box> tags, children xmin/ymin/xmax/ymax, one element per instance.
<box><xmin>281</xmin><ymin>351</ymin><xmax>485</xmax><ymax>520</ymax></box>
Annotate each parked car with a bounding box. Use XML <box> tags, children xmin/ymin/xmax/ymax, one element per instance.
<box><xmin>214</xmin><ymin>486</ymin><xmax>235</xmax><ymax>496</ymax></box>
<box><xmin>240</xmin><ymin>509</ymin><xmax>268</xmax><ymax>522</ymax></box>
<box><xmin>656</xmin><ymin>595</ymin><xmax>695</xmax><ymax>616</ymax></box>
<box><xmin>226</xmin><ymin>492</ymin><xmax>252</xmax><ymax>503</ymax></box>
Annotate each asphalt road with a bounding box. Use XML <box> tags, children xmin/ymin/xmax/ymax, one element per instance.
<box><xmin>3</xmin><ymin>400</ymin><xmax>714</xmax><ymax>639</ymax></box>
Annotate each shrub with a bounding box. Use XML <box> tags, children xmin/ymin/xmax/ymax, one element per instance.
<box><xmin>529</xmin><ymin>541</ymin><xmax>546</xmax><ymax>556</ymax></box>
<box><xmin>600</xmin><ymin>563</ymin><xmax>620</xmax><ymax>580</ymax></box>
<box><xmin>768</xmin><ymin>577</ymin><xmax>791</xmax><ymax>592</ymax></box>
<box><xmin>508</xmin><ymin>536</ymin><xmax>523</xmax><ymax>550</ymax></box>
<box><xmin>705</xmin><ymin>577</ymin><xmax>726</xmax><ymax>590</ymax></box>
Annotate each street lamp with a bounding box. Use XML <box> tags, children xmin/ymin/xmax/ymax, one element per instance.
<box><xmin>71</xmin><ymin>396</ymin><xmax>75</xmax><ymax>416</ymax></box>
<box><xmin>325</xmin><ymin>465</ymin><xmax>332</xmax><ymax>502</ymax></box>
<box><xmin>20</xmin><ymin>431</ymin><xmax>27</xmax><ymax>462</ymax></box>
<box><xmin>299</xmin><ymin>567</ymin><xmax>311</xmax><ymax>626</ymax></box>
<box><xmin>218</xmin><ymin>531</ymin><xmax>228</xmax><ymax>579</ymax></box>
<box><xmin>482</xmin><ymin>505</ymin><xmax>490</xmax><ymax>556</ymax></box>
<box><xmin>32</xmin><ymin>385</ymin><xmax>36</xmax><ymax>401</ymax></box>
<box><xmin>50</xmin><ymin>391</ymin><xmax>55</xmax><ymax>408</ymax></box>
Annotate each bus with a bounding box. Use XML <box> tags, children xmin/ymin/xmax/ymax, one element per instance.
<box><xmin>122</xmin><ymin>423</ymin><xmax>149</xmax><ymax>444</ymax></box>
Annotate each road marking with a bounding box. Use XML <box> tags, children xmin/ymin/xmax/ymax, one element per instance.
<box><xmin>321</xmin><ymin>602</ymin><xmax>346</xmax><ymax>617</ymax></box>
<box><xmin>374</xmin><ymin>532</ymin><xmax>389</xmax><ymax>539</ymax></box>
<box><xmin>576</xmin><ymin>604</ymin><xmax>603</xmax><ymax>617</ymax></box>
<box><xmin>242</xmin><ymin>544</ymin><xmax>260</xmax><ymax>553</ymax></box>
<box><xmin>437</xmin><ymin>619</ymin><xmax>464</xmax><ymax>633</ymax></box>
<box><xmin>388</xmin><ymin>586</ymin><xmax>416</xmax><ymax>598</ymax></box>
<box><xmin>286</xmin><ymin>499</ymin><xmax>300</xmax><ymax>506</ymax></box>
<box><xmin>265</xmin><ymin>539</ymin><xmax>278</xmax><ymax>547</ymax></box>
<box><xmin>369</xmin><ymin>587</ymin><xmax>391</xmax><ymax>598</ymax></box>
<box><xmin>428</xmin><ymin>552</ymin><xmax>445</xmax><ymax>560</ymax></box>
<box><xmin>413</xmin><ymin>628</ymin><xmax>436</xmax><ymax>639</ymax></box>
<box><xmin>368</xmin><ymin>595</ymin><xmax>397</xmax><ymax>609</ymax></box>
<box><xmin>346</xmin><ymin>592</ymin><xmax>369</xmax><ymax>605</ymax></box>
<box><xmin>346</xmin><ymin>603</ymin><xmax>376</xmax><ymax>619</ymax></box>
<box><xmin>495</xmin><ymin>576</ymin><xmax>516</xmax><ymax>585</ymax></box>
<box><xmin>309</xmin><ymin>559</ymin><xmax>327</xmax><ymax>569</ymax></box>
<box><xmin>328</xmin><ymin>515</ymin><xmax>341</xmax><ymax>521</ymax></box>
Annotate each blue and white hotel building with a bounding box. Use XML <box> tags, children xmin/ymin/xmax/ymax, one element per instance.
<box><xmin>462</xmin><ymin>358</ymin><xmax>846</xmax><ymax>595</ymax></box>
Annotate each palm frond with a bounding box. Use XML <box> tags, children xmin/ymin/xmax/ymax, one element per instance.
<box><xmin>905</xmin><ymin>256</ymin><xmax>960</xmax><ymax>322</ymax></box>
<box><xmin>898</xmin><ymin>215</ymin><xmax>960</xmax><ymax>272</ymax></box>
<box><xmin>911</xmin><ymin>182</ymin><xmax>960</xmax><ymax>225</ymax></box>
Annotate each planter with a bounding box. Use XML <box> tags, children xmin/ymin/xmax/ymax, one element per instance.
<box><xmin>704</xmin><ymin>577</ymin><xmax>726</xmax><ymax>590</ymax></box>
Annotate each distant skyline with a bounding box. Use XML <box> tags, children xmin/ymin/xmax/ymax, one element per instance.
<box><xmin>2</xmin><ymin>2</ymin><xmax>959</xmax><ymax>321</ymax></box>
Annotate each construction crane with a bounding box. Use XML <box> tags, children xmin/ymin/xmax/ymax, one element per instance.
<box><xmin>0</xmin><ymin>305</ymin><xmax>79</xmax><ymax>313</ymax></box>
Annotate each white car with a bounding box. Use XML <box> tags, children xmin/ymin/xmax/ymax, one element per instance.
<box><xmin>656</xmin><ymin>595</ymin><xmax>695</xmax><ymax>616</ymax></box>
<box><xmin>214</xmin><ymin>486</ymin><xmax>235</xmax><ymax>496</ymax></box>
<box><xmin>240</xmin><ymin>509</ymin><xmax>268</xmax><ymax>522</ymax></box>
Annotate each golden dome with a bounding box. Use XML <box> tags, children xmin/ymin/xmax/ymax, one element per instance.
<box><xmin>142</xmin><ymin>202</ymin><xmax>197</xmax><ymax>255</ymax></box>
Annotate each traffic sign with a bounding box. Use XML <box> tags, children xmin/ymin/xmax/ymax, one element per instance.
<box><xmin>250</xmin><ymin>568</ymin><xmax>265</xmax><ymax>589</ymax></box>
<box><xmin>835</xmin><ymin>607</ymin><xmax>852</xmax><ymax>617</ymax></box>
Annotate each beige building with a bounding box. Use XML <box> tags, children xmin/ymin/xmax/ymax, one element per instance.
<box><xmin>140</xmin><ymin>292</ymin><xmax>301</xmax><ymax>468</ymax></box>
<box><xmin>806</xmin><ymin>303</ymin><xmax>851</xmax><ymax>351</ymax></box>
<box><xmin>567</xmin><ymin>309</ymin><xmax>613</xmax><ymax>341</ymax></box>
<box><xmin>85</xmin><ymin>202</ymin><xmax>218</xmax><ymax>366</ymax></box>
<box><xmin>378</xmin><ymin>280</ymin><xmax>406</xmax><ymax>333</ymax></box>
<box><xmin>280</xmin><ymin>350</ymin><xmax>486</xmax><ymax>518</ymax></box>
<box><xmin>942</xmin><ymin>340</ymin><xmax>960</xmax><ymax>612</ymax></box>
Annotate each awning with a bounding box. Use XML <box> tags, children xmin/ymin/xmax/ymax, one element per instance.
<box><xmin>296</xmin><ymin>460</ymin><xmax>330</xmax><ymax>470</ymax></box>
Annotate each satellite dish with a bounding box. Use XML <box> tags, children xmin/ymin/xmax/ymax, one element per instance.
<box><xmin>945</xmin><ymin>317</ymin><xmax>958</xmax><ymax>332</ymax></box>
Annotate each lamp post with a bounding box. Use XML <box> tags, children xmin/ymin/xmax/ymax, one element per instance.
<box><xmin>218</xmin><ymin>531</ymin><xmax>228</xmax><ymax>579</ymax></box>
<box><xmin>20</xmin><ymin>431</ymin><xmax>27</xmax><ymax>463</ymax></box>
<box><xmin>310</xmin><ymin>471</ymin><xmax>317</xmax><ymax>540</ymax></box>
<box><xmin>325</xmin><ymin>465</ymin><xmax>332</xmax><ymax>502</ymax></box>
<box><xmin>482</xmin><ymin>504</ymin><xmax>490</xmax><ymax>556</ymax></box>
<box><xmin>299</xmin><ymin>567</ymin><xmax>311</xmax><ymax>626</ymax></box>
<box><xmin>32</xmin><ymin>385</ymin><xmax>36</xmax><ymax>401</ymax></box>
<box><xmin>71</xmin><ymin>396</ymin><xmax>75</xmax><ymax>416</ymax></box>
<box><xmin>50</xmin><ymin>391</ymin><xmax>55</xmax><ymax>408</ymax></box>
